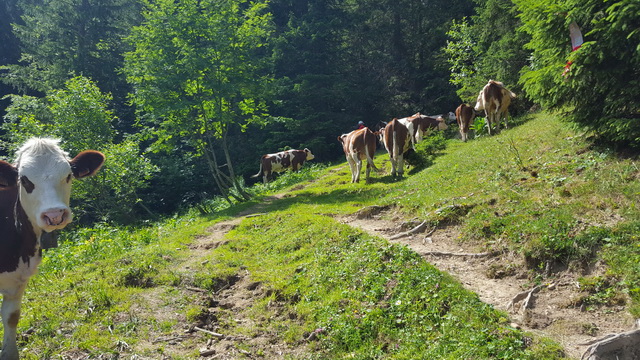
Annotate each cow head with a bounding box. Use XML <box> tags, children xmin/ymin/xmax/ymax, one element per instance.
<box><xmin>474</xmin><ymin>89</ymin><xmax>485</xmax><ymax>111</ymax></box>
<box><xmin>436</xmin><ymin>116</ymin><xmax>449</xmax><ymax>131</ymax></box>
<box><xmin>303</xmin><ymin>148</ymin><xmax>315</xmax><ymax>161</ymax></box>
<box><xmin>14</xmin><ymin>138</ymin><xmax>104</xmax><ymax>233</ymax></box>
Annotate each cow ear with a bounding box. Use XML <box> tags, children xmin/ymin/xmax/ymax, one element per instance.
<box><xmin>0</xmin><ymin>160</ymin><xmax>18</xmax><ymax>187</ymax></box>
<box><xmin>70</xmin><ymin>150</ymin><xmax>105</xmax><ymax>179</ymax></box>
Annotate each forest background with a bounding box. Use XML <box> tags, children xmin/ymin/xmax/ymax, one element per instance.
<box><xmin>0</xmin><ymin>0</ymin><xmax>638</xmax><ymax>225</ymax></box>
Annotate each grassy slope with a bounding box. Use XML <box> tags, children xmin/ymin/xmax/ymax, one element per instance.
<box><xmin>11</xmin><ymin>113</ymin><xmax>639</xmax><ymax>359</ymax></box>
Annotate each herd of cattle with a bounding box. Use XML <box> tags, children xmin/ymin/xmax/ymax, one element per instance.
<box><xmin>253</xmin><ymin>79</ymin><xmax>516</xmax><ymax>184</ymax></box>
<box><xmin>0</xmin><ymin>79</ymin><xmax>514</xmax><ymax>359</ymax></box>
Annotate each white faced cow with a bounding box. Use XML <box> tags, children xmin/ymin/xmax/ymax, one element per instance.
<box><xmin>381</xmin><ymin>118</ymin><xmax>412</xmax><ymax>177</ymax></box>
<box><xmin>455</xmin><ymin>103</ymin><xmax>476</xmax><ymax>142</ymax></box>
<box><xmin>0</xmin><ymin>138</ymin><xmax>104</xmax><ymax>360</ymax></box>
<box><xmin>338</xmin><ymin>127</ymin><xmax>380</xmax><ymax>183</ymax></box>
<box><xmin>474</xmin><ymin>80</ymin><xmax>516</xmax><ymax>135</ymax></box>
<box><xmin>251</xmin><ymin>148</ymin><xmax>314</xmax><ymax>184</ymax></box>
<box><xmin>397</xmin><ymin>112</ymin><xmax>448</xmax><ymax>148</ymax></box>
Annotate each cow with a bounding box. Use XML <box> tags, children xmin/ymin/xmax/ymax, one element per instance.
<box><xmin>0</xmin><ymin>138</ymin><xmax>104</xmax><ymax>360</ymax></box>
<box><xmin>338</xmin><ymin>127</ymin><xmax>380</xmax><ymax>183</ymax></box>
<box><xmin>251</xmin><ymin>148</ymin><xmax>314</xmax><ymax>184</ymax></box>
<box><xmin>455</xmin><ymin>103</ymin><xmax>476</xmax><ymax>142</ymax></box>
<box><xmin>474</xmin><ymin>80</ymin><xmax>516</xmax><ymax>135</ymax></box>
<box><xmin>381</xmin><ymin>118</ymin><xmax>412</xmax><ymax>177</ymax></box>
<box><xmin>396</xmin><ymin>113</ymin><xmax>448</xmax><ymax>149</ymax></box>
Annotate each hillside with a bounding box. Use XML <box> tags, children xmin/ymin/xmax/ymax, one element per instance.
<box><xmin>16</xmin><ymin>112</ymin><xmax>640</xmax><ymax>359</ymax></box>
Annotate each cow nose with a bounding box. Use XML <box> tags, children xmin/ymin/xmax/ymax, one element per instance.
<box><xmin>41</xmin><ymin>208</ymin><xmax>70</xmax><ymax>226</ymax></box>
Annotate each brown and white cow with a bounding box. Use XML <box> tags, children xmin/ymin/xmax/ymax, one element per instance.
<box><xmin>455</xmin><ymin>104</ymin><xmax>476</xmax><ymax>142</ymax></box>
<box><xmin>381</xmin><ymin>118</ymin><xmax>412</xmax><ymax>177</ymax></box>
<box><xmin>251</xmin><ymin>148</ymin><xmax>314</xmax><ymax>183</ymax></box>
<box><xmin>474</xmin><ymin>80</ymin><xmax>516</xmax><ymax>135</ymax></box>
<box><xmin>0</xmin><ymin>138</ymin><xmax>104</xmax><ymax>360</ymax></box>
<box><xmin>338</xmin><ymin>127</ymin><xmax>380</xmax><ymax>183</ymax></box>
<box><xmin>397</xmin><ymin>113</ymin><xmax>448</xmax><ymax>149</ymax></box>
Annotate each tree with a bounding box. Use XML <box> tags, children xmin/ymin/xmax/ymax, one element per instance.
<box><xmin>1</xmin><ymin>0</ymin><xmax>142</xmax><ymax>129</ymax></box>
<box><xmin>124</xmin><ymin>0</ymin><xmax>274</xmax><ymax>203</ymax></box>
<box><xmin>445</xmin><ymin>0</ymin><xmax>530</xmax><ymax>107</ymax></box>
<box><xmin>515</xmin><ymin>0</ymin><xmax>640</xmax><ymax>147</ymax></box>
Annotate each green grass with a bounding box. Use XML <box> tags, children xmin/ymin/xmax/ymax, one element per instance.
<box><xmin>7</xmin><ymin>112</ymin><xmax>639</xmax><ymax>358</ymax></box>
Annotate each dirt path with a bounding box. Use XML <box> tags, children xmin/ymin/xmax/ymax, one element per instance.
<box><xmin>342</xmin><ymin>207</ymin><xmax>635</xmax><ymax>360</ymax></box>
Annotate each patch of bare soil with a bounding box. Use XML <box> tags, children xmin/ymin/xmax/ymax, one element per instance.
<box><xmin>342</xmin><ymin>206</ymin><xmax>636</xmax><ymax>360</ymax></box>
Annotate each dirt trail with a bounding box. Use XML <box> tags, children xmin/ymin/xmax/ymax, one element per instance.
<box><xmin>342</xmin><ymin>208</ymin><xmax>635</xmax><ymax>360</ymax></box>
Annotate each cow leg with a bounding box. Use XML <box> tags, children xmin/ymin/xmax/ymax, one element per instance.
<box><xmin>504</xmin><ymin>111</ymin><xmax>509</xmax><ymax>129</ymax></box>
<box><xmin>1</xmin><ymin>285</ymin><xmax>26</xmax><ymax>360</ymax></box>
<box><xmin>346</xmin><ymin>156</ymin><xmax>357</xmax><ymax>183</ymax></box>
<box><xmin>389</xmin><ymin>158</ymin><xmax>397</xmax><ymax>177</ymax></box>
<box><xmin>397</xmin><ymin>155</ymin><xmax>405</xmax><ymax>177</ymax></box>
<box><xmin>485</xmin><ymin>111</ymin><xmax>493</xmax><ymax>135</ymax></box>
<box><xmin>354</xmin><ymin>157</ymin><xmax>363</xmax><ymax>183</ymax></box>
<box><xmin>365</xmin><ymin>161</ymin><xmax>372</xmax><ymax>183</ymax></box>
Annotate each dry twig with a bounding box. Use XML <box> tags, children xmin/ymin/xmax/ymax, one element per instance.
<box><xmin>194</xmin><ymin>326</ymin><xmax>224</xmax><ymax>338</ymax></box>
<box><xmin>506</xmin><ymin>285</ymin><xmax>541</xmax><ymax>313</ymax></box>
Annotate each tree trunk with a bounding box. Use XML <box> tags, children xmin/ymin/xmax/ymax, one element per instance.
<box><xmin>222</xmin><ymin>128</ymin><xmax>251</xmax><ymax>201</ymax></box>
<box><xmin>202</xmin><ymin>136</ymin><xmax>232</xmax><ymax>205</ymax></box>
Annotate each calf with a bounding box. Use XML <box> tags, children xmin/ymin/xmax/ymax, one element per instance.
<box><xmin>382</xmin><ymin>118</ymin><xmax>411</xmax><ymax>177</ymax></box>
<box><xmin>0</xmin><ymin>138</ymin><xmax>104</xmax><ymax>360</ymax></box>
<box><xmin>455</xmin><ymin>104</ymin><xmax>476</xmax><ymax>142</ymax></box>
<box><xmin>251</xmin><ymin>148</ymin><xmax>314</xmax><ymax>183</ymax></box>
<box><xmin>338</xmin><ymin>127</ymin><xmax>380</xmax><ymax>183</ymax></box>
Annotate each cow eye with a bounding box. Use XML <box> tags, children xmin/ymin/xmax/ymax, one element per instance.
<box><xmin>20</xmin><ymin>176</ymin><xmax>35</xmax><ymax>193</ymax></box>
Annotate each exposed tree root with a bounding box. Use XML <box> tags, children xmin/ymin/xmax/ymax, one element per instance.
<box><xmin>421</xmin><ymin>250</ymin><xmax>498</xmax><ymax>258</ymax></box>
<box><xmin>390</xmin><ymin>220</ymin><xmax>435</xmax><ymax>240</ymax></box>
<box><xmin>580</xmin><ymin>328</ymin><xmax>640</xmax><ymax>360</ymax></box>
<box><xmin>506</xmin><ymin>285</ymin><xmax>541</xmax><ymax>313</ymax></box>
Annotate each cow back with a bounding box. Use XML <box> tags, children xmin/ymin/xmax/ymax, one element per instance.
<box><xmin>383</xmin><ymin>119</ymin><xmax>409</xmax><ymax>158</ymax></box>
<box><xmin>456</xmin><ymin>104</ymin><xmax>475</xmax><ymax>131</ymax></box>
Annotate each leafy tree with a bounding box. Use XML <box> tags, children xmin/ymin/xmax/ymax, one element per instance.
<box><xmin>445</xmin><ymin>0</ymin><xmax>530</xmax><ymax>108</ymax></box>
<box><xmin>124</xmin><ymin>0</ymin><xmax>274</xmax><ymax>203</ymax></box>
<box><xmin>1</xmin><ymin>76</ymin><xmax>156</xmax><ymax>223</ymax></box>
<box><xmin>515</xmin><ymin>0</ymin><xmax>640</xmax><ymax>147</ymax></box>
<box><xmin>1</xmin><ymin>0</ymin><xmax>142</xmax><ymax>128</ymax></box>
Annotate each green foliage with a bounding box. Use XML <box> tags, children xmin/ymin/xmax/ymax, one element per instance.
<box><xmin>445</xmin><ymin>0</ymin><xmax>529</xmax><ymax>107</ymax></box>
<box><xmin>1</xmin><ymin>0</ymin><xmax>140</xmax><ymax>99</ymax></box>
<box><xmin>123</xmin><ymin>0</ymin><xmax>275</xmax><ymax>202</ymax></box>
<box><xmin>124</xmin><ymin>0</ymin><xmax>274</xmax><ymax>146</ymax></box>
<box><xmin>404</xmin><ymin>132</ymin><xmax>448</xmax><ymax>172</ymax></box>
<box><xmin>515</xmin><ymin>0</ymin><xmax>640</xmax><ymax>147</ymax></box>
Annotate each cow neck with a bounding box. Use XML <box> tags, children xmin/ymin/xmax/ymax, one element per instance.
<box><xmin>14</xmin><ymin>199</ymin><xmax>39</xmax><ymax>265</ymax></box>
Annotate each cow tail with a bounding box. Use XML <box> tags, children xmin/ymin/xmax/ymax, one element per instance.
<box><xmin>393</xmin><ymin>129</ymin><xmax>399</xmax><ymax>161</ymax></box>
<box><xmin>251</xmin><ymin>158</ymin><xmax>263</xmax><ymax>178</ymax></box>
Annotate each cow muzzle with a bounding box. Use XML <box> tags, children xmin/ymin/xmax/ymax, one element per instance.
<box><xmin>41</xmin><ymin>208</ymin><xmax>71</xmax><ymax>228</ymax></box>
